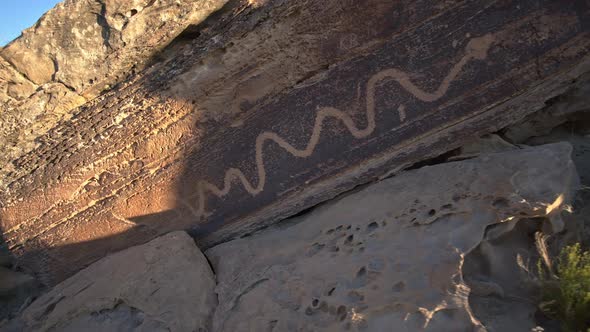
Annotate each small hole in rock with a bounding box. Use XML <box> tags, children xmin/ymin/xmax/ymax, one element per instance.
<box><xmin>312</xmin><ymin>243</ymin><xmax>324</xmax><ymax>250</ymax></box>
<box><xmin>337</xmin><ymin>305</ymin><xmax>347</xmax><ymax>321</ymax></box>
<box><xmin>357</xmin><ymin>267</ymin><xmax>366</xmax><ymax>277</ymax></box>
<box><xmin>130</xmin><ymin>9</ymin><xmax>138</xmax><ymax>16</ymax></box>
<box><xmin>345</xmin><ymin>234</ymin><xmax>354</xmax><ymax>244</ymax></box>
<box><xmin>312</xmin><ymin>299</ymin><xmax>319</xmax><ymax>307</ymax></box>
<box><xmin>428</xmin><ymin>209</ymin><xmax>436</xmax><ymax>216</ymax></box>
<box><xmin>367</xmin><ymin>221</ymin><xmax>379</xmax><ymax>232</ymax></box>
<box><xmin>492</xmin><ymin>198</ymin><xmax>509</xmax><ymax>208</ymax></box>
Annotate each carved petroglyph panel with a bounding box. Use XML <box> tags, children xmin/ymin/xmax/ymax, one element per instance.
<box><xmin>1</xmin><ymin>0</ymin><xmax>588</xmax><ymax>283</ymax></box>
<box><xmin>174</xmin><ymin>2</ymin><xmax>588</xmax><ymax>244</ymax></box>
<box><xmin>191</xmin><ymin>34</ymin><xmax>494</xmax><ymax>217</ymax></box>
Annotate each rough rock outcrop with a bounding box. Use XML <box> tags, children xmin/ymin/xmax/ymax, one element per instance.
<box><xmin>4</xmin><ymin>231</ymin><xmax>216</xmax><ymax>332</ymax></box>
<box><xmin>1</xmin><ymin>0</ymin><xmax>228</xmax><ymax>94</ymax></box>
<box><xmin>1</xmin><ymin>0</ymin><xmax>588</xmax><ymax>285</ymax></box>
<box><xmin>0</xmin><ymin>0</ymin><xmax>228</xmax><ymax>177</ymax></box>
<box><xmin>206</xmin><ymin>143</ymin><xmax>577</xmax><ymax>331</ymax></box>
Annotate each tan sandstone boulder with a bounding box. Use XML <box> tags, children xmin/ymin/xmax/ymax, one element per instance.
<box><xmin>5</xmin><ymin>231</ymin><xmax>216</xmax><ymax>332</ymax></box>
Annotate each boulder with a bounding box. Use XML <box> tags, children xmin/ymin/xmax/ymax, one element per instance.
<box><xmin>206</xmin><ymin>143</ymin><xmax>577</xmax><ymax>331</ymax></box>
<box><xmin>7</xmin><ymin>231</ymin><xmax>216</xmax><ymax>332</ymax></box>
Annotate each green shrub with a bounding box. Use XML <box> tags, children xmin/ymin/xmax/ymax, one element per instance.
<box><xmin>538</xmin><ymin>243</ymin><xmax>590</xmax><ymax>332</ymax></box>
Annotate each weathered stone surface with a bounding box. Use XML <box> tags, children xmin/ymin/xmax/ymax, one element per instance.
<box><xmin>206</xmin><ymin>143</ymin><xmax>577</xmax><ymax>331</ymax></box>
<box><xmin>1</xmin><ymin>0</ymin><xmax>228</xmax><ymax>95</ymax></box>
<box><xmin>464</xmin><ymin>218</ymin><xmax>548</xmax><ymax>332</ymax></box>
<box><xmin>0</xmin><ymin>0</ymin><xmax>229</xmax><ymax>179</ymax></box>
<box><xmin>6</xmin><ymin>231</ymin><xmax>216</xmax><ymax>332</ymax></box>
<box><xmin>1</xmin><ymin>0</ymin><xmax>589</xmax><ymax>285</ymax></box>
<box><xmin>460</xmin><ymin>79</ymin><xmax>590</xmax><ymax>331</ymax></box>
<box><xmin>453</xmin><ymin>134</ymin><xmax>517</xmax><ymax>159</ymax></box>
<box><xmin>0</xmin><ymin>266</ymin><xmax>40</xmax><ymax>323</ymax></box>
<box><xmin>0</xmin><ymin>57</ymin><xmax>36</xmax><ymax>103</ymax></box>
<box><xmin>0</xmin><ymin>83</ymin><xmax>87</xmax><ymax>176</ymax></box>
<box><xmin>503</xmin><ymin>73</ymin><xmax>590</xmax><ymax>143</ymax></box>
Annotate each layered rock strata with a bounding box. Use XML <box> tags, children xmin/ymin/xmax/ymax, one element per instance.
<box><xmin>0</xmin><ymin>0</ymin><xmax>589</xmax><ymax>285</ymax></box>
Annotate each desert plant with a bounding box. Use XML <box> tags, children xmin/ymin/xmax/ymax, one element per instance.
<box><xmin>537</xmin><ymin>243</ymin><xmax>590</xmax><ymax>332</ymax></box>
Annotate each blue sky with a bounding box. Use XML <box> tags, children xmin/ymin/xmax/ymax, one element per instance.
<box><xmin>0</xmin><ymin>0</ymin><xmax>63</xmax><ymax>46</ymax></box>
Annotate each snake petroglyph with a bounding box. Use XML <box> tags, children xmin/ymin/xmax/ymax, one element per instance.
<box><xmin>189</xmin><ymin>34</ymin><xmax>494</xmax><ymax>217</ymax></box>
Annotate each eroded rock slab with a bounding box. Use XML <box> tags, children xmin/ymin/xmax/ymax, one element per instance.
<box><xmin>0</xmin><ymin>0</ymin><xmax>229</xmax><ymax>178</ymax></box>
<box><xmin>206</xmin><ymin>143</ymin><xmax>577</xmax><ymax>331</ymax></box>
<box><xmin>7</xmin><ymin>231</ymin><xmax>216</xmax><ymax>332</ymax></box>
<box><xmin>2</xmin><ymin>0</ymin><xmax>589</xmax><ymax>285</ymax></box>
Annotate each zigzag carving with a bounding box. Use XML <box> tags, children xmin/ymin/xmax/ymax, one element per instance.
<box><xmin>192</xmin><ymin>34</ymin><xmax>494</xmax><ymax>217</ymax></box>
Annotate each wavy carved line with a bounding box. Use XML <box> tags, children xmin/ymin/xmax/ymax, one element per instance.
<box><xmin>193</xmin><ymin>34</ymin><xmax>494</xmax><ymax>217</ymax></box>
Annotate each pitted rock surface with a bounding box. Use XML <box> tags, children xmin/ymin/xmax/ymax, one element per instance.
<box><xmin>206</xmin><ymin>143</ymin><xmax>577</xmax><ymax>332</ymax></box>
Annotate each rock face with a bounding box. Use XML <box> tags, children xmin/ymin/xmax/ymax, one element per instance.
<box><xmin>1</xmin><ymin>0</ymin><xmax>589</xmax><ymax>285</ymax></box>
<box><xmin>2</xmin><ymin>143</ymin><xmax>580</xmax><ymax>331</ymax></box>
<box><xmin>1</xmin><ymin>1</ymin><xmax>589</xmax><ymax>330</ymax></box>
<box><xmin>5</xmin><ymin>231</ymin><xmax>216</xmax><ymax>332</ymax></box>
<box><xmin>0</xmin><ymin>0</ymin><xmax>228</xmax><ymax>178</ymax></box>
<box><xmin>206</xmin><ymin>143</ymin><xmax>577</xmax><ymax>331</ymax></box>
<box><xmin>1</xmin><ymin>0</ymin><xmax>228</xmax><ymax>94</ymax></box>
